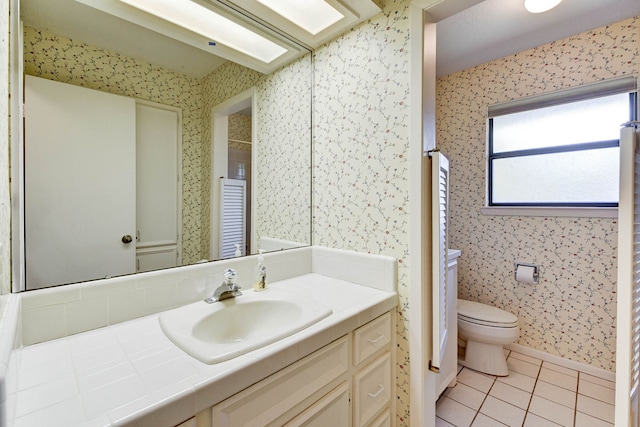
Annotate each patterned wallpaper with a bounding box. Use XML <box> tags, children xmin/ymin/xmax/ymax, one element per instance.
<box><xmin>437</xmin><ymin>16</ymin><xmax>640</xmax><ymax>371</ymax></box>
<box><xmin>313</xmin><ymin>0</ymin><xmax>412</xmax><ymax>423</ymax></box>
<box><xmin>0</xmin><ymin>1</ymin><xmax>9</xmax><ymax>294</ymax></box>
<box><xmin>254</xmin><ymin>57</ymin><xmax>312</xmax><ymax>248</ymax></box>
<box><xmin>200</xmin><ymin>61</ymin><xmax>261</xmax><ymax>257</ymax></box>
<box><xmin>23</xmin><ymin>26</ymin><xmax>206</xmax><ymax>265</ymax></box>
<box><xmin>228</xmin><ymin>113</ymin><xmax>252</xmax><ymax>154</ymax></box>
<box><xmin>201</xmin><ymin>58</ymin><xmax>312</xmax><ymax>256</ymax></box>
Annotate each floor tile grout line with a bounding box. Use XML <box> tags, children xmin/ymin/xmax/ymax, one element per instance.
<box><xmin>440</xmin><ymin>353</ymin><xmax>615</xmax><ymax>427</ymax></box>
<box><xmin>575</xmin><ymin>378</ymin><xmax>617</xmax><ymax>405</ymax></box>
<box><xmin>469</xmin><ymin>374</ymin><xmax>496</xmax><ymax>427</ymax></box>
<box><xmin>493</xmin><ymin>360</ymin><xmax>565</xmax><ymax>426</ymax></box>
<box><xmin>522</xmin><ymin>362</ymin><xmax>539</xmax><ymax>426</ymax></box>
<box><xmin>441</xmin><ymin>367</ymin><xmax>496</xmax><ymax>426</ymax></box>
<box><xmin>579</xmin><ymin>376</ymin><xmax>616</xmax><ymax>390</ymax></box>
<box><xmin>530</xmin><ymin>362</ymin><xmax>581</xmax><ymax>427</ymax></box>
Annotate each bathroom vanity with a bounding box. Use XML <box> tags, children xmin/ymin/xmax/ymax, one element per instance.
<box><xmin>202</xmin><ymin>309</ymin><xmax>393</xmax><ymax>426</ymax></box>
<box><xmin>2</xmin><ymin>246</ymin><xmax>398</xmax><ymax>426</ymax></box>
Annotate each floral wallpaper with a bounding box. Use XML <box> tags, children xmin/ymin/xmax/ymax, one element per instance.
<box><xmin>254</xmin><ymin>57</ymin><xmax>312</xmax><ymax>248</ymax></box>
<box><xmin>201</xmin><ymin>58</ymin><xmax>312</xmax><ymax>256</ymax></box>
<box><xmin>200</xmin><ymin>61</ymin><xmax>261</xmax><ymax>257</ymax></box>
<box><xmin>23</xmin><ymin>26</ymin><xmax>206</xmax><ymax>265</ymax></box>
<box><xmin>313</xmin><ymin>0</ymin><xmax>412</xmax><ymax>423</ymax></box>
<box><xmin>228</xmin><ymin>113</ymin><xmax>252</xmax><ymax>145</ymax></box>
<box><xmin>437</xmin><ymin>16</ymin><xmax>640</xmax><ymax>371</ymax></box>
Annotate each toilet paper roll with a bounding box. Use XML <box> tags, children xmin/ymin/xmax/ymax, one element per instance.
<box><xmin>515</xmin><ymin>265</ymin><xmax>537</xmax><ymax>284</ymax></box>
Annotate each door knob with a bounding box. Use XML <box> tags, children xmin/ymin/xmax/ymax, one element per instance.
<box><xmin>122</xmin><ymin>235</ymin><xmax>133</xmax><ymax>244</ymax></box>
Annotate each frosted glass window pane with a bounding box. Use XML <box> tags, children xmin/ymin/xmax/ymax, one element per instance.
<box><xmin>493</xmin><ymin>94</ymin><xmax>628</xmax><ymax>153</ymax></box>
<box><xmin>492</xmin><ymin>148</ymin><xmax>619</xmax><ymax>204</ymax></box>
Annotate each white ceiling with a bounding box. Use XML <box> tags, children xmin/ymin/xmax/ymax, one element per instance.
<box><xmin>20</xmin><ymin>0</ymin><xmax>640</xmax><ymax>79</ymax></box>
<box><xmin>435</xmin><ymin>0</ymin><xmax>640</xmax><ymax>76</ymax></box>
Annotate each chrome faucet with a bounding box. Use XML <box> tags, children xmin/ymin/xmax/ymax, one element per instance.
<box><xmin>205</xmin><ymin>268</ymin><xmax>242</xmax><ymax>303</ymax></box>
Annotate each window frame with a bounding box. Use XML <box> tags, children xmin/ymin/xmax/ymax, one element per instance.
<box><xmin>486</xmin><ymin>77</ymin><xmax>638</xmax><ymax>209</ymax></box>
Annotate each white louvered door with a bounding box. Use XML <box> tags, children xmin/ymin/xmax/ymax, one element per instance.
<box><xmin>219</xmin><ymin>178</ymin><xmax>246</xmax><ymax>259</ymax></box>
<box><xmin>430</xmin><ymin>151</ymin><xmax>450</xmax><ymax>376</ymax></box>
<box><xmin>616</xmin><ymin>122</ymin><xmax>640</xmax><ymax>427</ymax></box>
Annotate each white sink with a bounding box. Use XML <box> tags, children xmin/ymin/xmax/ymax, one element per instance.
<box><xmin>159</xmin><ymin>287</ymin><xmax>333</xmax><ymax>364</ymax></box>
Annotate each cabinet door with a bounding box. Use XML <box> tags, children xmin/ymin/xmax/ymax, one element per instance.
<box><xmin>368</xmin><ymin>410</ymin><xmax>391</xmax><ymax>427</ymax></box>
<box><xmin>285</xmin><ymin>382</ymin><xmax>350</xmax><ymax>427</ymax></box>
<box><xmin>211</xmin><ymin>337</ymin><xmax>349</xmax><ymax>426</ymax></box>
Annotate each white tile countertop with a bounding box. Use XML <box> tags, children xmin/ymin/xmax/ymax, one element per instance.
<box><xmin>8</xmin><ymin>274</ymin><xmax>398</xmax><ymax>427</ymax></box>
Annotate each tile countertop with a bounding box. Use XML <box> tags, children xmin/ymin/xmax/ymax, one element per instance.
<box><xmin>8</xmin><ymin>274</ymin><xmax>398</xmax><ymax>427</ymax></box>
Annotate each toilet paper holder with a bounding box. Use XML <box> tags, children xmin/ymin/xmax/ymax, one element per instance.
<box><xmin>514</xmin><ymin>262</ymin><xmax>539</xmax><ymax>284</ymax></box>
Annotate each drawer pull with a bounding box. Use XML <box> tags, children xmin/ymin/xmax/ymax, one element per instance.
<box><xmin>367</xmin><ymin>384</ymin><xmax>385</xmax><ymax>398</ymax></box>
<box><xmin>367</xmin><ymin>334</ymin><xmax>385</xmax><ymax>344</ymax></box>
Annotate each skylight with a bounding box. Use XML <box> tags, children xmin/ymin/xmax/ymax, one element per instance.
<box><xmin>256</xmin><ymin>0</ymin><xmax>344</xmax><ymax>35</ymax></box>
<box><xmin>118</xmin><ymin>0</ymin><xmax>287</xmax><ymax>63</ymax></box>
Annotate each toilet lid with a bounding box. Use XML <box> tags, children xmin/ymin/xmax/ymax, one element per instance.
<box><xmin>458</xmin><ymin>299</ymin><xmax>518</xmax><ymax>327</ymax></box>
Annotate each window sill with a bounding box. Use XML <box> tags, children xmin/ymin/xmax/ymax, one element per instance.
<box><xmin>480</xmin><ymin>206</ymin><xmax>618</xmax><ymax>218</ymax></box>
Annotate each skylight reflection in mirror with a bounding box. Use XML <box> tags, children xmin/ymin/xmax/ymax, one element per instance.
<box><xmin>256</xmin><ymin>0</ymin><xmax>344</xmax><ymax>35</ymax></box>
<box><xmin>118</xmin><ymin>0</ymin><xmax>287</xmax><ymax>62</ymax></box>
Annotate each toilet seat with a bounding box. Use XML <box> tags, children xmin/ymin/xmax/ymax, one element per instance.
<box><xmin>458</xmin><ymin>299</ymin><xmax>518</xmax><ymax>328</ymax></box>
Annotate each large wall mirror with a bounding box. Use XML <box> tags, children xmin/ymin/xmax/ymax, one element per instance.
<box><xmin>16</xmin><ymin>0</ymin><xmax>312</xmax><ymax>291</ymax></box>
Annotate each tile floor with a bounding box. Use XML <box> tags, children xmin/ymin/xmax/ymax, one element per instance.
<box><xmin>436</xmin><ymin>350</ymin><xmax>615</xmax><ymax>427</ymax></box>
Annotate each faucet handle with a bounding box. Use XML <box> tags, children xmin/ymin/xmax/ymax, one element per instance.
<box><xmin>223</xmin><ymin>268</ymin><xmax>237</xmax><ymax>285</ymax></box>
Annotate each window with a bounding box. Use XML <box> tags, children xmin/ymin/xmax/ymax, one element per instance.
<box><xmin>487</xmin><ymin>77</ymin><xmax>637</xmax><ymax>208</ymax></box>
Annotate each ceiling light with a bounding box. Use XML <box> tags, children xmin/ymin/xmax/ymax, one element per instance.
<box><xmin>256</xmin><ymin>0</ymin><xmax>344</xmax><ymax>35</ymax></box>
<box><xmin>117</xmin><ymin>0</ymin><xmax>287</xmax><ymax>63</ymax></box>
<box><xmin>524</xmin><ymin>0</ymin><xmax>562</xmax><ymax>13</ymax></box>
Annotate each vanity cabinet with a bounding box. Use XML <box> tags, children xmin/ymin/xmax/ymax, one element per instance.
<box><xmin>284</xmin><ymin>382</ymin><xmax>350</xmax><ymax>426</ymax></box>
<box><xmin>353</xmin><ymin>353</ymin><xmax>391</xmax><ymax>426</ymax></box>
<box><xmin>204</xmin><ymin>310</ymin><xmax>395</xmax><ymax>427</ymax></box>
<box><xmin>352</xmin><ymin>312</ymin><xmax>393</xmax><ymax>426</ymax></box>
<box><xmin>211</xmin><ymin>337</ymin><xmax>350</xmax><ymax>426</ymax></box>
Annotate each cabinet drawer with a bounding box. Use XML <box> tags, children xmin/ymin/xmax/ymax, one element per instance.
<box><xmin>285</xmin><ymin>382</ymin><xmax>350</xmax><ymax>427</ymax></box>
<box><xmin>211</xmin><ymin>336</ymin><xmax>349</xmax><ymax>427</ymax></box>
<box><xmin>354</xmin><ymin>312</ymin><xmax>391</xmax><ymax>366</ymax></box>
<box><xmin>354</xmin><ymin>353</ymin><xmax>391</xmax><ymax>427</ymax></box>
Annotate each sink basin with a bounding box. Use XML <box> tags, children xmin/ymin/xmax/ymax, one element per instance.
<box><xmin>159</xmin><ymin>287</ymin><xmax>333</xmax><ymax>364</ymax></box>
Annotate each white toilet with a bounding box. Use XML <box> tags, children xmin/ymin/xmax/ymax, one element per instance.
<box><xmin>457</xmin><ymin>299</ymin><xmax>519</xmax><ymax>376</ymax></box>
